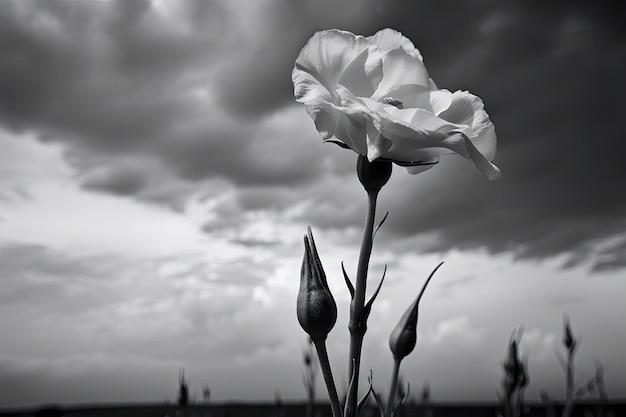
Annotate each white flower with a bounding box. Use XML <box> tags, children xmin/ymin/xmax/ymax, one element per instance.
<box><xmin>293</xmin><ymin>28</ymin><xmax>501</xmax><ymax>180</ymax></box>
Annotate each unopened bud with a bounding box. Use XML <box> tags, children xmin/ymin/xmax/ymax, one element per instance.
<box><xmin>389</xmin><ymin>263</ymin><xmax>442</xmax><ymax>360</ymax></box>
<box><xmin>297</xmin><ymin>227</ymin><xmax>337</xmax><ymax>340</ymax></box>
<box><xmin>389</xmin><ymin>297</ymin><xmax>419</xmax><ymax>360</ymax></box>
<box><xmin>519</xmin><ymin>360</ymin><xmax>528</xmax><ymax>389</ymax></box>
<box><xmin>503</xmin><ymin>340</ymin><xmax>520</xmax><ymax>376</ymax></box>
<box><xmin>563</xmin><ymin>317</ymin><xmax>576</xmax><ymax>353</ymax></box>
<box><xmin>357</xmin><ymin>155</ymin><xmax>392</xmax><ymax>192</ymax></box>
<box><xmin>502</xmin><ymin>336</ymin><xmax>527</xmax><ymax>396</ymax></box>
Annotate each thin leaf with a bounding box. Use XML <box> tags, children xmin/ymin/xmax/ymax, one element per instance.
<box><xmin>364</xmin><ymin>265</ymin><xmax>387</xmax><ymax>315</ymax></box>
<box><xmin>360</xmin><ymin>266</ymin><xmax>386</xmax><ymax>327</ymax></box>
<box><xmin>372</xmin><ymin>211</ymin><xmax>389</xmax><ymax>240</ymax></box>
<box><xmin>344</xmin><ymin>358</ymin><xmax>357</xmax><ymax>417</ymax></box>
<box><xmin>357</xmin><ymin>370</ymin><xmax>374</xmax><ymax>414</ymax></box>
<box><xmin>326</xmin><ymin>139</ymin><xmax>351</xmax><ymax>149</ymax></box>
<box><xmin>369</xmin><ymin>380</ymin><xmax>385</xmax><ymax>417</ymax></box>
<box><xmin>390</xmin><ymin>382</ymin><xmax>410</xmax><ymax>417</ymax></box>
<box><xmin>342</xmin><ymin>262</ymin><xmax>355</xmax><ymax>299</ymax></box>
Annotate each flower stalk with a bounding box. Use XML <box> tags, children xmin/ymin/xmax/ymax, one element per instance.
<box><xmin>312</xmin><ymin>337</ymin><xmax>343</xmax><ymax>417</ymax></box>
<box><xmin>386</xmin><ymin>262</ymin><xmax>442</xmax><ymax>417</ymax></box>
<box><xmin>303</xmin><ymin>338</ymin><xmax>317</xmax><ymax>417</ymax></box>
<box><xmin>385</xmin><ymin>357</ymin><xmax>401</xmax><ymax>417</ymax></box>
<box><xmin>561</xmin><ymin>317</ymin><xmax>578</xmax><ymax>417</ymax></box>
<box><xmin>344</xmin><ymin>156</ymin><xmax>391</xmax><ymax>417</ymax></box>
<box><xmin>345</xmin><ymin>188</ymin><xmax>378</xmax><ymax>417</ymax></box>
<box><xmin>500</xmin><ymin>328</ymin><xmax>528</xmax><ymax>417</ymax></box>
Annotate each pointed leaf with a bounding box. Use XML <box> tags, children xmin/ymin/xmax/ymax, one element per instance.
<box><xmin>342</xmin><ymin>261</ymin><xmax>355</xmax><ymax>298</ymax></box>
<box><xmin>369</xmin><ymin>384</ymin><xmax>385</xmax><ymax>417</ymax></box>
<box><xmin>326</xmin><ymin>139</ymin><xmax>352</xmax><ymax>149</ymax></box>
<box><xmin>391</xmin><ymin>382</ymin><xmax>410</xmax><ymax>417</ymax></box>
<box><xmin>365</xmin><ymin>264</ymin><xmax>387</xmax><ymax>311</ymax></box>
<box><xmin>357</xmin><ymin>370</ymin><xmax>374</xmax><ymax>414</ymax></box>
<box><xmin>343</xmin><ymin>358</ymin><xmax>358</xmax><ymax>417</ymax></box>
<box><xmin>372</xmin><ymin>211</ymin><xmax>389</xmax><ymax>240</ymax></box>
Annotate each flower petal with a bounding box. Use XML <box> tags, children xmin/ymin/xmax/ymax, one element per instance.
<box><xmin>378</xmin><ymin>84</ymin><xmax>453</xmax><ymax>115</ymax></box>
<box><xmin>438</xmin><ymin>90</ymin><xmax>482</xmax><ymax>125</ymax></box>
<box><xmin>332</xmin><ymin>111</ymin><xmax>369</xmax><ymax>156</ymax></box>
<box><xmin>293</xmin><ymin>29</ymin><xmax>382</xmax><ymax>140</ymax></box>
<box><xmin>360</xmin><ymin>99</ymin><xmax>500</xmax><ymax>179</ymax></box>
<box><xmin>315</xmin><ymin>85</ymin><xmax>373</xmax><ymax>155</ymax></box>
<box><xmin>368</xmin><ymin>28</ymin><xmax>423</xmax><ymax>61</ymax></box>
<box><xmin>365</xmin><ymin>123</ymin><xmax>392</xmax><ymax>161</ymax></box>
<box><xmin>371</xmin><ymin>49</ymin><xmax>431</xmax><ymax>100</ymax></box>
<box><xmin>364</xmin><ymin>99</ymin><xmax>457</xmax><ymax>136</ymax></box>
<box><xmin>292</xmin><ymin>68</ymin><xmax>340</xmax><ymax>139</ymax></box>
<box><xmin>439</xmin><ymin>133</ymin><xmax>501</xmax><ymax>180</ymax></box>
<box><xmin>405</xmin><ymin>107</ymin><xmax>459</xmax><ymax>133</ymax></box>
<box><xmin>361</xmin><ymin>99</ymin><xmax>452</xmax><ymax>162</ymax></box>
<box><xmin>439</xmin><ymin>90</ymin><xmax>497</xmax><ymax>161</ymax></box>
<box><xmin>337</xmin><ymin>46</ymin><xmax>383</xmax><ymax>98</ymax></box>
<box><xmin>294</xmin><ymin>29</ymin><xmax>376</xmax><ymax>95</ymax></box>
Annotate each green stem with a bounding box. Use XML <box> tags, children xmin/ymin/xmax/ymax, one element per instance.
<box><xmin>345</xmin><ymin>190</ymin><xmax>378</xmax><ymax>417</ymax></box>
<box><xmin>502</xmin><ymin>396</ymin><xmax>512</xmax><ymax>417</ymax></box>
<box><xmin>513</xmin><ymin>388</ymin><xmax>524</xmax><ymax>417</ymax></box>
<box><xmin>562</xmin><ymin>350</ymin><xmax>575</xmax><ymax>417</ymax></box>
<box><xmin>385</xmin><ymin>357</ymin><xmax>401</xmax><ymax>417</ymax></box>
<box><xmin>313</xmin><ymin>337</ymin><xmax>342</xmax><ymax>417</ymax></box>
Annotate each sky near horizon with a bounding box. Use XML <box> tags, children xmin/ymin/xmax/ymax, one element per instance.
<box><xmin>1</xmin><ymin>0</ymin><xmax>625</xmax><ymax>409</ymax></box>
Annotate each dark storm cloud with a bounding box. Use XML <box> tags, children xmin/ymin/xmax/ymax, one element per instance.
<box><xmin>0</xmin><ymin>0</ymin><xmax>323</xmax><ymax>190</ymax></box>
<box><xmin>211</xmin><ymin>0</ymin><xmax>392</xmax><ymax>117</ymax></box>
<box><xmin>293</xmin><ymin>1</ymin><xmax>626</xmax><ymax>270</ymax></box>
<box><xmin>158</xmin><ymin>120</ymin><xmax>324</xmax><ymax>187</ymax></box>
<box><xmin>1</xmin><ymin>0</ymin><xmax>376</xmax><ymax>199</ymax></box>
<box><xmin>1</xmin><ymin>0</ymin><xmax>626</xmax><ymax>269</ymax></box>
<box><xmin>81</xmin><ymin>164</ymin><xmax>149</xmax><ymax>197</ymax></box>
<box><xmin>0</xmin><ymin>0</ymin><xmax>221</xmax><ymax>146</ymax></box>
<box><xmin>0</xmin><ymin>244</ymin><xmax>118</xmax><ymax>313</ymax></box>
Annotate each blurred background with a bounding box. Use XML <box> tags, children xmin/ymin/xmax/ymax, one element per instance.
<box><xmin>0</xmin><ymin>0</ymin><xmax>625</xmax><ymax>408</ymax></box>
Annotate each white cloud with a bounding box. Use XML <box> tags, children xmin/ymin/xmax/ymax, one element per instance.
<box><xmin>0</xmin><ymin>183</ymin><xmax>207</xmax><ymax>258</ymax></box>
<box><xmin>521</xmin><ymin>327</ymin><xmax>559</xmax><ymax>361</ymax></box>
<box><xmin>421</xmin><ymin>315</ymin><xmax>486</xmax><ymax>347</ymax></box>
<box><xmin>0</xmin><ymin>129</ymin><xmax>234</xmax><ymax>260</ymax></box>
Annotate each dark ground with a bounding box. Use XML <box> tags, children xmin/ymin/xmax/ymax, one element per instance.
<box><xmin>1</xmin><ymin>401</ymin><xmax>624</xmax><ymax>417</ymax></box>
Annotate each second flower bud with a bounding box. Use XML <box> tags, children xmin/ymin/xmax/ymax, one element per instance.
<box><xmin>297</xmin><ymin>227</ymin><xmax>337</xmax><ymax>340</ymax></box>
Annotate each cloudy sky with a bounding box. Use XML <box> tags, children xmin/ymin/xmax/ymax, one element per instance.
<box><xmin>1</xmin><ymin>0</ymin><xmax>625</xmax><ymax>409</ymax></box>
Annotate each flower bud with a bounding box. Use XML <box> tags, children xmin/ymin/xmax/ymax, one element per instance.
<box><xmin>389</xmin><ymin>297</ymin><xmax>419</xmax><ymax>360</ymax></box>
<box><xmin>502</xmin><ymin>339</ymin><xmax>522</xmax><ymax>396</ymax></box>
<box><xmin>563</xmin><ymin>317</ymin><xmax>577</xmax><ymax>353</ymax></box>
<box><xmin>357</xmin><ymin>155</ymin><xmax>392</xmax><ymax>192</ymax></box>
<box><xmin>389</xmin><ymin>263</ymin><xmax>442</xmax><ymax>360</ymax></box>
<box><xmin>297</xmin><ymin>227</ymin><xmax>337</xmax><ymax>340</ymax></box>
<box><xmin>519</xmin><ymin>360</ymin><xmax>529</xmax><ymax>389</ymax></box>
